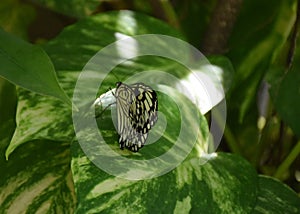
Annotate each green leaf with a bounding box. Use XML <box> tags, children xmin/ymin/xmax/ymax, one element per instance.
<box><xmin>253</xmin><ymin>176</ymin><xmax>300</xmax><ymax>213</ymax></box>
<box><xmin>0</xmin><ymin>118</ymin><xmax>75</xmax><ymax>213</ymax></box>
<box><xmin>75</xmin><ymin>84</ymin><xmax>208</xmax><ymax>178</ymax></box>
<box><xmin>4</xmin><ymin>10</ymin><xmax>186</xmax><ymax>158</ymax></box>
<box><xmin>0</xmin><ymin>137</ymin><xmax>76</xmax><ymax>213</ymax></box>
<box><xmin>227</xmin><ymin>0</ymin><xmax>296</xmax><ymax>122</ymax></box>
<box><xmin>71</xmin><ymin>149</ymin><xmax>258</xmax><ymax>213</ymax></box>
<box><xmin>35</xmin><ymin>0</ymin><xmax>100</xmax><ymax>18</ymax></box>
<box><xmin>0</xmin><ymin>28</ymin><xmax>72</xmax><ymax>107</ymax></box>
<box><xmin>43</xmin><ymin>10</ymin><xmax>183</xmax><ymax>71</ymax></box>
<box><xmin>0</xmin><ymin>77</ymin><xmax>17</xmax><ymax>124</ymax></box>
<box><xmin>272</xmin><ymin>70</ymin><xmax>300</xmax><ymax>137</ymax></box>
<box><xmin>269</xmin><ymin>23</ymin><xmax>300</xmax><ymax>138</ymax></box>
<box><xmin>2</xmin><ymin>8</ymin><xmax>299</xmax><ymax>213</ymax></box>
<box><xmin>5</xmin><ymin>84</ymin><xmax>76</xmax><ymax>159</ymax></box>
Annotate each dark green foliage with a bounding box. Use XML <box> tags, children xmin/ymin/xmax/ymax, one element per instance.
<box><xmin>0</xmin><ymin>1</ymin><xmax>299</xmax><ymax>213</ymax></box>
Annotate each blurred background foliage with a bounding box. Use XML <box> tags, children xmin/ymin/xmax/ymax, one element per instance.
<box><xmin>1</xmin><ymin>0</ymin><xmax>299</xmax><ymax>196</ymax></box>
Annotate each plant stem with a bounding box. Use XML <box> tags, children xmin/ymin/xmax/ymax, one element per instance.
<box><xmin>159</xmin><ymin>0</ymin><xmax>180</xmax><ymax>29</ymax></box>
<box><xmin>224</xmin><ymin>125</ymin><xmax>242</xmax><ymax>154</ymax></box>
<box><xmin>274</xmin><ymin>140</ymin><xmax>300</xmax><ymax>179</ymax></box>
<box><xmin>212</xmin><ymin>103</ymin><xmax>242</xmax><ymax>154</ymax></box>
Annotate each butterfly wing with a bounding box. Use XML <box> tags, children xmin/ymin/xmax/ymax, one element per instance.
<box><xmin>129</xmin><ymin>83</ymin><xmax>158</xmax><ymax>134</ymax></box>
<box><xmin>115</xmin><ymin>82</ymin><xmax>158</xmax><ymax>152</ymax></box>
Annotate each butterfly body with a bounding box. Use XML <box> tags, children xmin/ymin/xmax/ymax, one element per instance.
<box><xmin>114</xmin><ymin>82</ymin><xmax>158</xmax><ymax>152</ymax></box>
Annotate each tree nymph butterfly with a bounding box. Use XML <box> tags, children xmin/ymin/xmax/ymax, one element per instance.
<box><xmin>114</xmin><ymin>82</ymin><xmax>158</xmax><ymax>152</ymax></box>
<box><xmin>94</xmin><ymin>82</ymin><xmax>158</xmax><ymax>152</ymax></box>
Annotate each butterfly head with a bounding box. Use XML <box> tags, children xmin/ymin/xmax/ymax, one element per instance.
<box><xmin>116</xmin><ymin>82</ymin><xmax>123</xmax><ymax>88</ymax></box>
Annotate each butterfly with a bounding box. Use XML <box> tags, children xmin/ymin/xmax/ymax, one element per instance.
<box><xmin>114</xmin><ymin>82</ymin><xmax>158</xmax><ymax>152</ymax></box>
